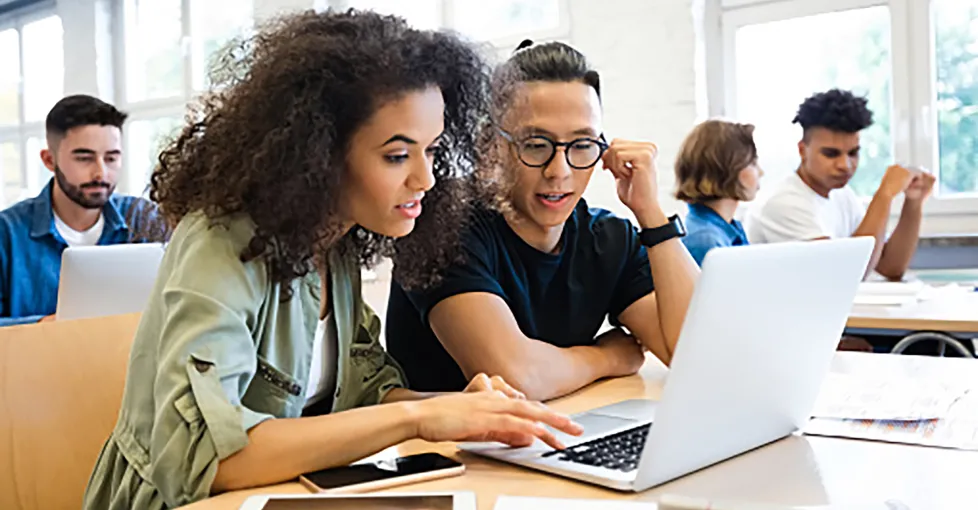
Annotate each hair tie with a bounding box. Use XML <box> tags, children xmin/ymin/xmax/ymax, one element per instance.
<box><xmin>515</xmin><ymin>39</ymin><xmax>534</xmax><ymax>52</ymax></box>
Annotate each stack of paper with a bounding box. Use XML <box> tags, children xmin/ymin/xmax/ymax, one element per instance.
<box><xmin>804</xmin><ymin>373</ymin><xmax>978</xmax><ymax>451</ymax></box>
<box><xmin>852</xmin><ymin>281</ymin><xmax>925</xmax><ymax>306</ymax></box>
<box><xmin>852</xmin><ymin>281</ymin><xmax>972</xmax><ymax>306</ymax></box>
<box><xmin>810</xmin><ymin>373</ymin><xmax>965</xmax><ymax>421</ymax></box>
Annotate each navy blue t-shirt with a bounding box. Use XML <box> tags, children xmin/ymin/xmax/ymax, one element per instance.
<box><xmin>385</xmin><ymin>199</ymin><xmax>655</xmax><ymax>391</ymax></box>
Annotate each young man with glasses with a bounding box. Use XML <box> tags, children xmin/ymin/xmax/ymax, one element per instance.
<box><xmin>385</xmin><ymin>41</ymin><xmax>699</xmax><ymax>400</ymax></box>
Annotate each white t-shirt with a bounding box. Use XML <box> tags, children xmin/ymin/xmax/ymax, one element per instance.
<box><xmin>746</xmin><ymin>172</ymin><xmax>866</xmax><ymax>244</ymax></box>
<box><xmin>304</xmin><ymin>312</ymin><xmax>339</xmax><ymax>409</ymax></box>
<box><xmin>54</xmin><ymin>212</ymin><xmax>105</xmax><ymax>247</ymax></box>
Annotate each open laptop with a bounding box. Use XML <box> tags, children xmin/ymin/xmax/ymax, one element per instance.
<box><xmin>460</xmin><ymin>237</ymin><xmax>874</xmax><ymax>492</ymax></box>
<box><xmin>56</xmin><ymin>243</ymin><xmax>165</xmax><ymax>321</ymax></box>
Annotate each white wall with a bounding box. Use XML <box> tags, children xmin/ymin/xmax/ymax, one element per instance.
<box><xmin>569</xmin><ymin>0</ymin><xmax>703</xmax><ymax>220</ymax></box>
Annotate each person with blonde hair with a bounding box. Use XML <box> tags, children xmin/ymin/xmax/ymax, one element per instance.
<box><xmin>674</xmin><ymin>119</ymin><xmax>763</xmax><ymax>266</ymax></box>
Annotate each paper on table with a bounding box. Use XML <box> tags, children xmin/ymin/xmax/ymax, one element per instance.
<box><xmin>856</xmin><ymin>281</ymin><xmax>925</xmax><ymax>296</ymax></box>
<box><xmin>494</xmin><ymin>495</ymin><xmax>903</xmax><ymax>510</ymax></box>
<box><xmin>811</xmin><ymin>373</ymin><xmax>966</xmax><ymax>421</ymax></box>
<box><xmin>852</xmin><ymin>281</ymin><xmax>971</xmax><ymax>306</ymax></box>
<box><xmin>493</xmin><ymin>496</ymin><xmax>655</xmax><ymax>510</ymax></box>
<box><xmin>351</xmin><ymin>445</ymin><xmax>399</xmax><ymax>466</ymax></box>
<box><xmin>853</xmin><ymin>281</ymin><xmax>923</xmax><ymax>306</ymax></box>
<box><xmin>851</xmin><ymin>294</ymin><xmax>918</xmax><ymax>306</ymax></box>
<box><xmin>804</xmin><ymin>389</ymin><xmax>978</xmax><ymax>451</ymax></box>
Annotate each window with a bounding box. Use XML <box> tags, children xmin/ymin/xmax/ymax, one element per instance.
<box><xmin>120</xmin><ymin>0</ymin><xmax>253</xmax><ymax>195</ymax></box>
<box><xmin>933</xmin><ymin>0</ymin><xmax>978</xmax><ymax>195</ymax></box>
<box><xmin>732</xmin><ymin>6</ymin><xmax>892</xmax><ymax>196</ymax></box>
<box><xmin>25</xmin><ymin>136</ymin><xmax>47</xmax><ymax>191</ymax></box>
<box><xmin>0</xmin><ymin>29</ymin><xmax>19</xmax><ymax>127</ymax></box>
<box><xmin>21</xmin><ymin>16</ymin><xmax>64</xmax><ymax>123</ymax></box>
<box><xmin>190</xmin><ymin>0</ymin><xmax>255</xmax><ymax>90</ymax></box>
<box><xmin>0</xmin><ymin>12</ymin><xmax>63</xmax><ymax>208</ymax></box>
<box><xmin>1</xmin><ymin>141</ymin><xmax>21</xmax><ymax>206</ymax></box>
<box><xmin>343</xmin><ymin>0</ymin><xmax>565</xmax><ymax>43</ymax></box>
<box><xmin>124</xmin><ymin>0</ymin><xmax>183</xmax><ymax>103</ymax></box>
<box><xmin>127</xmin><ymin>116</ymin><xmax>182</xmax><ymax>195</ymax></box>
<box><xmin>347</xmin><ymin>0</ymin><xmax>441</xmax><ymax>30</ymax></box>
<box><xmin>720</xmin><ymin>0</ymin><xmax>978</xmax><ymax>214</ymax></box>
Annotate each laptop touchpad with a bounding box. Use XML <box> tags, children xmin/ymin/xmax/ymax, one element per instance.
<box><xmin>562</xmin><ymin>414</ymin><xmax>638</xmax><ymax>441</ymax></box>
<box><xmin>588</xmin><ymin>399</ymin><xmax>658</xmax><ymax>421</ymax></box>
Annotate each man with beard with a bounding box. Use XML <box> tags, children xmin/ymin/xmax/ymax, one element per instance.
<box><xmin>0</xmin><ymin>95</ymin><xmax>162</xmax><ymax>326</ymax></box>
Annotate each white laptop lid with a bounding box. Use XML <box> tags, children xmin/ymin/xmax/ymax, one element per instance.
<box><xmin>56</xmin><ymin>243</ymin><xmax>165</xmax><ymax>321</ymax></box>
<box><xmin>634</xmin><ymin>237</ymin><xmax>873</xmax><ymax>490</ymax></box>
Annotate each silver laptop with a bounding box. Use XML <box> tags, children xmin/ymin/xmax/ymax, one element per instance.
<box><xmin>56</xmin><ymin>243</ymin><xmax>165</xmax><ymax>321</ymax></box>
<box><xmin>460</xmin><ymin>237</ymin><xmax>873</xmax><ymax>492</ymax></box>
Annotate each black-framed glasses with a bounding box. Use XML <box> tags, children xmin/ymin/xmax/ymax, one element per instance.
<box><xmin>498</xmin><ymin>129</ymin><xmax>608</xmax><ymax>170</ymax></box>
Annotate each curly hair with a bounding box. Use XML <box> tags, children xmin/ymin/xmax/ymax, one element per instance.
<box><xmin>793</xmin><ymin>89</ymin><xmax>874</xmax><ymax>139</ymax></box>
<box><xmin>149</xmin><ymin>9</ymin><xmax>500</xmax><ymax>292</ymax></box>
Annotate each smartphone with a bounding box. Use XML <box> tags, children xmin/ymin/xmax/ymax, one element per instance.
<box><xmin>298</xmin><ymin>453</ymin><xmax>465</xmax><ymax>494</ymax></box>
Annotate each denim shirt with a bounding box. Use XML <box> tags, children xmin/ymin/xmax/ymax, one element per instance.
<box><xmin>0</xmin><ymin>180</ymin><xmax>157</xmax><ymax>326</ymax></box>
<box><xmin>681</xmin><ymin>203</ymin><xmax>749</xmax><ymax>266</ymax></box>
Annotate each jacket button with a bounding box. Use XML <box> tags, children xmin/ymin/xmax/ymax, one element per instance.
<box><xmin>193</xmin><ymin>360</ymin><xmax>211</xmax><ymax>373</ymax></box>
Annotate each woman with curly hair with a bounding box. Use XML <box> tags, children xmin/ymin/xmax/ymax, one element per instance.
<box><xmin>83</xmin><ymin>10</ymin><xmax>580</xmax><ymax>510</ymax></box>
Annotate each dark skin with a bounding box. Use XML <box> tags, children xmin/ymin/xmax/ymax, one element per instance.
<box><xmin>797</xmin><ymin>127</ymin><xmax>935</xmax><ymax>280</ymax></box>
<box><xmin>211</xmin><ymin>89</ymin><xmax>583</xmax><ymax>494</ymax></box>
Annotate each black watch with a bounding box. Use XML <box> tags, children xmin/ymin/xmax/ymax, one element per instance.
<box><xmin>638</xmin><ymin>214</ymin><xmax>686</xmax><ymax>248</ymax></box>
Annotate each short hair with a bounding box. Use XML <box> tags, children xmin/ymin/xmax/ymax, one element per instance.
<box><xmin>793</xmin><ymin>89</ymin><xmax>873</xmax><ymax>139</ymax></box>
<box><xmin>674</xmin><ymin>119</ymin><xmax>758</xmax><ymax>203</ymax></box>
<box><xmin>45</xmin><ymin>94</ymin><xmax>128</xmax><ymax>141</ymax></box>
<box><xmin>500</xmin><ymin>39</ymin><xmax>600</xmax><ymax>98</ymax></box>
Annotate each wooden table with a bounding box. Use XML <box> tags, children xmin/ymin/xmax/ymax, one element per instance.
<box><xmin>183</xmin><ymin>353</ymin><xmax>978</xmax><ymax>510</ymax></box>
<box><xmin>847</xmin><ymin>292</ymin><xmax>978</xmax><ymax>335</ymax></box>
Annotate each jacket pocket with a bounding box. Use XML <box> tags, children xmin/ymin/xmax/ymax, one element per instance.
<box><xmin>241</xmin><ymin>355</ymin><xmax>302</xmax><ymax>418</ymax></box>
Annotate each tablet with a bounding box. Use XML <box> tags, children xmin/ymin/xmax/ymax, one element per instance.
<box><xmin>238</xmin><ymin>491</ymin><xmax>476</xmax><ymax>510</ymax></box>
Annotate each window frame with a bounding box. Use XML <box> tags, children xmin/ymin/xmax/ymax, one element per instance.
<box><xmin>714</xmin><ymin>0</ymin><xmax>978</xmax><ymax>217</ymax></box>
<box><xmin>115</xmin><ymin>0</ymin><xmax>255</xmax><ymax>196</ymax></box>
<box><xmin>0</xmin><ymin>6</ymin><xmax>62</xmax><ymax>208</ymax></box>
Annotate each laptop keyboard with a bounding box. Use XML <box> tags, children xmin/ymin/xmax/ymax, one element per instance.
<box><xmin>543</xmin><ymin>423</ymin><xmax>651</xmax><ymax>472</ymax></box>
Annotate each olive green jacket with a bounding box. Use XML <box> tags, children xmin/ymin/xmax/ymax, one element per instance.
<box><xmin>83</xmin><ymin>212</ymin><xmax>405</xmax><ymax>509</ymax></box>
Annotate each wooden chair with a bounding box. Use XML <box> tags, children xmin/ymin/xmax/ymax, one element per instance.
<box><xmin>0</xmin><ymin>313</ymin><xmax>141</xmax><ymax>510</ymax></box>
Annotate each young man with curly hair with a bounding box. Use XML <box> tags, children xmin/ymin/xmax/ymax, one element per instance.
<box><xmin>746</xmin><ymin>89</ymin><xmax>935</xmax><ymax>281</ymax></box>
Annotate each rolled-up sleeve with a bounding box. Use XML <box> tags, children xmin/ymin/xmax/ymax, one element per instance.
<box><xmin>141</xmin><ymin>219</ymin><xmax>273</xmax><ymax>506</ymax></box>
<box><xmin>350</xmin><ymin>301</ymin><xmax>406</xmax><ymax>407</ymax></box>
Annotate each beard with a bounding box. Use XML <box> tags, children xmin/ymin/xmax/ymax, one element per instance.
<box><xmin>54</xmin><ymin>166</ymin><xmax>115</xmax><ymax>210</ymax></box>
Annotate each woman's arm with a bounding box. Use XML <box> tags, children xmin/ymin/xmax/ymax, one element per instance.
<box><xmin>382</xmin><ymin>373</ymin><xmax>527</xmax><ymax>402</ymax></box>
<box><xmin>213</xmin><ymin>390</ymin><xmax>581</xmax><ymax>493</ymax></box>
